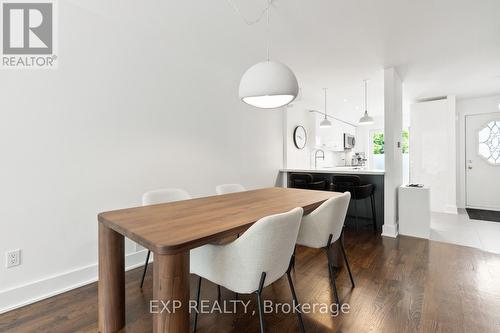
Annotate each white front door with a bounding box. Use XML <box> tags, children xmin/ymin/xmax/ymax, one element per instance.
<box><xmin>466</xmin><ymin>112</ymin><xmax>500</xmax><ymax>210</ymax></box>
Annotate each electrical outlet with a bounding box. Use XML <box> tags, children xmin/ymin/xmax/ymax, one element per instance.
<box><xmin>6</xmin><ymin>249</ymin><xmax>21</xmax><ymax>268</ymax></box>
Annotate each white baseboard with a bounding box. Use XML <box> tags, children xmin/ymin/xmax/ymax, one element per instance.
<box><xmin>445</xmin><ymin>205</ymin><xmax>458</xmax><ymax>214</ymax></box>
<box><xmin>0</xmin><ymin>250</ymin><xmax>151</xmax><ymax>315</ymax></box>
<box><xmin>382</xmin><ymin>223</ymin><xmax>399</xmax><ymax>238</ymax></box>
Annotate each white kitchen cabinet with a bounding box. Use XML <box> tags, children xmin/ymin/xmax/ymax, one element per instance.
<box><xmin>342</xmin><ymin>121</ymin><xmax>356</xmax><ymax>135</ymax></box>
<box><xmin>315</xmin><ymin>116</ymin><xmax>355</xmax><ymax>152</ymax></box>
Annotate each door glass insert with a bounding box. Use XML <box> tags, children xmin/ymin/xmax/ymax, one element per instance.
<box><xmin>478</xmin><ymin>121</ymin><xmax>500</xmax><ymax>164</ymax></box>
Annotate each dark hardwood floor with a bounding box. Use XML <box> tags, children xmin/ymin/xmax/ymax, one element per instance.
<box><xmin>1</xmin><ymin>229</ymin><xmax>500</xmax><ymax>333</ymax></box>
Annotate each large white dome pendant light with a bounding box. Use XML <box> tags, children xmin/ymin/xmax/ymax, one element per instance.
<box><xmin>238</xmin><ymin>1</ymin><xmax>299</xmax><ymax>109</ymax></box>
<box><xmin>359</xmin><ymin>80</ymin><xmax>374</xmax><ymax>125</ymax></box>
<box><xmin>319</xmin><ymin>88</ymin><xmax>332</xmax><ymax>128</ymax></box>
<box><xmin>240</xmin><ymin>61</ymin><xmax>299</xmax><ymax>108</ymax></box>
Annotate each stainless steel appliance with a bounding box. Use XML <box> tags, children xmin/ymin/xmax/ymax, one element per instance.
<box><xmin>352</xmin><ymin>152</ymin><xmax>367</xmax><ymax>166</ymax></box>
<box><xmin>344</xmin><ymin>134</ymin><xmax>356</xmax><ymax>149</ymax></box>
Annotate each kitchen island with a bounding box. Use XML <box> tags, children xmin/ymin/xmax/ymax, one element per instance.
<box><xmin>279</xmin><ymin>168</ymin><xmax>384</xmax><ymax>230</ymax></box>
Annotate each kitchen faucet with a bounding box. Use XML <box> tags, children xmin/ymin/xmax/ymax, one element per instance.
<box><xmin>314</xmin><ymin>149</ymin><xmax>325</xmax><ymax>169</ymax></box>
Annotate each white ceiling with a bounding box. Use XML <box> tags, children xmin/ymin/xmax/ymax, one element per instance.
<box><xmin>231</xmin><ymin>0</ymin><xmax>500</xmax><ymax>123</ymax></box>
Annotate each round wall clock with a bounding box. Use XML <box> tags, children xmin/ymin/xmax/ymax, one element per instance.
<box><xmin>293</xmin><ymin>125</ymin><xmax>307</xmax><ymax>149</ymax></box>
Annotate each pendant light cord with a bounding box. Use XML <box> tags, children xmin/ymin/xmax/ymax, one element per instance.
<box><xmin>226</xmin><ymin>0</ymin><xmax>275</xmax><ymax>26</ymax></box>
<box><xmin>364</xmin><ymin>80</ymin><xmax>368</xmax><ymax>112</ymax></box>
<box><xmin>226</xmin><ymin>0</ymin><xmax>274</xmax><ymax>61</ymax></box>
<box><xmin>266</xmin><ymin>0</ymin><xmax>270</xmax><ymax>61</ymax></box>
<box><xmin>323</xmin><ymin>88</ymin><xmax>328</xmax><ymax>119</ymax></box>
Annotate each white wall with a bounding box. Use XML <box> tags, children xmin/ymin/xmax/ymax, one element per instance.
<box><xmin>0</xmin><ymin>1</ymin><xmax>284</xmax><ymax>313</ymax></box>
<box><xmin>382</xmin><ymin>68</ymin><xmax>403</xmax><ymax>238</ymax></box>
<box><xmin>456</xmin><ymin>94</ymin><xmax>500</xmax><ymax>208</ymax></box>
<box><xmin>284</xmin><ymin>105</ymin><xmax>316</xmax><ymax>169</ymax></box>
<box><xmin>410</xmin><ymin>97</ymin><xmax>457</xmax><ymax>214</ymax></box>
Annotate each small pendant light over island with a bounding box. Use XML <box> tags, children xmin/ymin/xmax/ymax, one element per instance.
<box><xmin>319</xmin><ymin>88</ymin><xmax>332</xmax><ymax>128</ymax></box>
<box><xmin>359</xmin><ymin>79</ymin><xmax>374</xmax><ymax>125</ymax></box>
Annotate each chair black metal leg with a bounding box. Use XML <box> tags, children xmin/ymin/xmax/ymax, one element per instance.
<box><xmin>353</xmin><ymin>198</ymin><xmax>359</xmax><ymax>232</ymax></box>
<box><xmin>291</xmin><ymin>246</ymin><xmax>296</xmax><ymax>270</ymax></box>
<box><xmin>349</xmin><ymin>184</ymin><xmax>358</xmax><ymax>231</ymax></box>
<box><xmin>324</xmin><ymin>234</ymin><xmax>340</xmax><ymax>305</ymax></box>
<box><xmin>287</xmin><ymin>254</ymin><xmax>294</xmax><ymax>275</ymax></box>
<box><xmin>217</xmin><ymin>285</ymin><xmax>221</xmax><ymax>302</ymax></box>
<box><xmin>193</xmin><ymin>276</ymin><xmax>202</xmax><ymax>332</ymax></box>
<box><xmin>255</xmin><ymin>272</ymin><xmax>267</xmax><ymax>333</ymax></box>
<box><xmin>327</xmin><ymin>261</ymin><xmax>340</xmax><ymax>305</ymax></box>
<box><xmin>370</xmin><ymin>193</ymin><xmax>377</xmax><ymax>233</ymax></box>
<box><xmin>140</xmin><ymin>250</ymin><xmax>151</xmax><ymax>289</ymax></box>
<box><xmin>339</xmin><ymin>238</ymin><xmax>355</xmax><ymax>288</ymax></box>
<box><xmin>256</xmin><ymin>293</ymin><xmax>265</xmax><ymax>333</ymax></box>
<box><xmin>286</xmin><ymin>271</ymin><xmax>305</xmax><ymax>333</ymax></box>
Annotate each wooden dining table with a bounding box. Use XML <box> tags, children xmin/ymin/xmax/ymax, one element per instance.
<box><xmin>97</xmin><ymin>187</ymin><xmax>342</xmax><ymax>333</ymax></box>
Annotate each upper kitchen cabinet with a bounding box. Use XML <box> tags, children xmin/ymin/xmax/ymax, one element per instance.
<box><xmin>315</xmin><ymin>116</ymin><xmax>356</xmax><ymax>151</ymax></box>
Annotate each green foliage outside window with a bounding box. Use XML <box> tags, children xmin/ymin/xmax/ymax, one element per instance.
<box><xmin>402</xmin><ymin>130</ymin><xmax>409</xmax><ymax>154</ymax></box>
<box><xmin>373</xmin><ymin>133</ymin><xmax>384</xmax><ymax>154</ymax></box>
<box><xmin>372</xmin><ymin>130</ymin><xmax>409</xmax><ymax>154</ymax></box>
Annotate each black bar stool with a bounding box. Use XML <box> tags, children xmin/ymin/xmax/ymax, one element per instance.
<box><xmin>332</xmin><ymin>175</ymin><xmax>377</xmax><ymax>232</ymax></box>
<box><xmin>289</xmin><ymin>173</ymin><xmax>313</xmax><ymax>189</ymax></box>
<box><xmin>289</xmin><ymin>173</ymin><xmax>328</xmax><ymax>190</ymax></box>
<box><xmin>309</xmin><ymin>176</ymin><xmax>328</xmax><ymax>190</ymax></box>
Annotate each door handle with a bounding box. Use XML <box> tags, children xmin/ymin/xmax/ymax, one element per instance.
<box><xmin>468</xmin><ymin>166</ymin><xmax>473</xmax><ymax>170</ymax></box>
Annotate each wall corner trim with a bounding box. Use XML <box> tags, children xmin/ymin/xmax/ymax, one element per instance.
<box><xmin>382</xmin><ymin>224</ymin><xmax>399</xmax><ymax>238</ymax></box>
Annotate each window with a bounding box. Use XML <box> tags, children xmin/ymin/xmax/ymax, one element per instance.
<box><xmin>370</xmin><ymin>130</ymin><xmax>385</xmax><ymax>170</ymax></box>
<box><xmin>478</xmin><ymin>121</ymin><xmax>500</xmax><ymax>164</ymax></box>
<box><xmin>402</xmin><ymin>130</ymin><xmax>409</xmax><ymax>154</ymax></box>
<box><xmin>373</xmin><ymin>132</ymin><xmax>384</xmax><ymax>155</ymax></box>
<box><xmin>369</xmin><ymin>130</ymin><xmax>409</xmax><ymax>173</ymax></box>
<box><xmin>371</xmin><ymin>131</ymin><xmax>409</xmax><ymax>154</ymax></box>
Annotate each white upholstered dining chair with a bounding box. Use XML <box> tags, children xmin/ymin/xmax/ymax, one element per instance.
<box><xmin>190</xmin><ymin>207</ymin><xmax>306</xmax><ymax>333</ymax></box>
<box><xmin>296</xmin><ymin>192</ymin><xmax>354</xmax><ymax>305</ymax></box>
<box><xmin>215</xmin><ymin>183</ymin><xmax>246</xmax><ymax>195</ymax></box>
<box><xmin>139</xmin><ymin>188</ymin><xmax>191</xmax><ymax>289</ymax></box>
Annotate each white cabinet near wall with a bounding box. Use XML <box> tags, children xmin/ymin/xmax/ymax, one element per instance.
<box><xmin>399</xmin><ymin>185</ymin><xmax>431</xmax><ymax>239</ymax></box>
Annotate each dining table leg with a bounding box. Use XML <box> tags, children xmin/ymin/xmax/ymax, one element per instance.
<box><xmin>98</xmin><ymin>223</ymin><xmax>125</xmax><ymax>333</ymax></box>
<box><xmin>153</xmin><ymin>251</ymin><xmax>190</xmax><ymax>333</ymax></box>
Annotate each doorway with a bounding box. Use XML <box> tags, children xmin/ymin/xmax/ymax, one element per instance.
<box><xmin>465</xmin><ymin>112</ymin><xmax>500</xmax><ymax>211</ymax></box>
